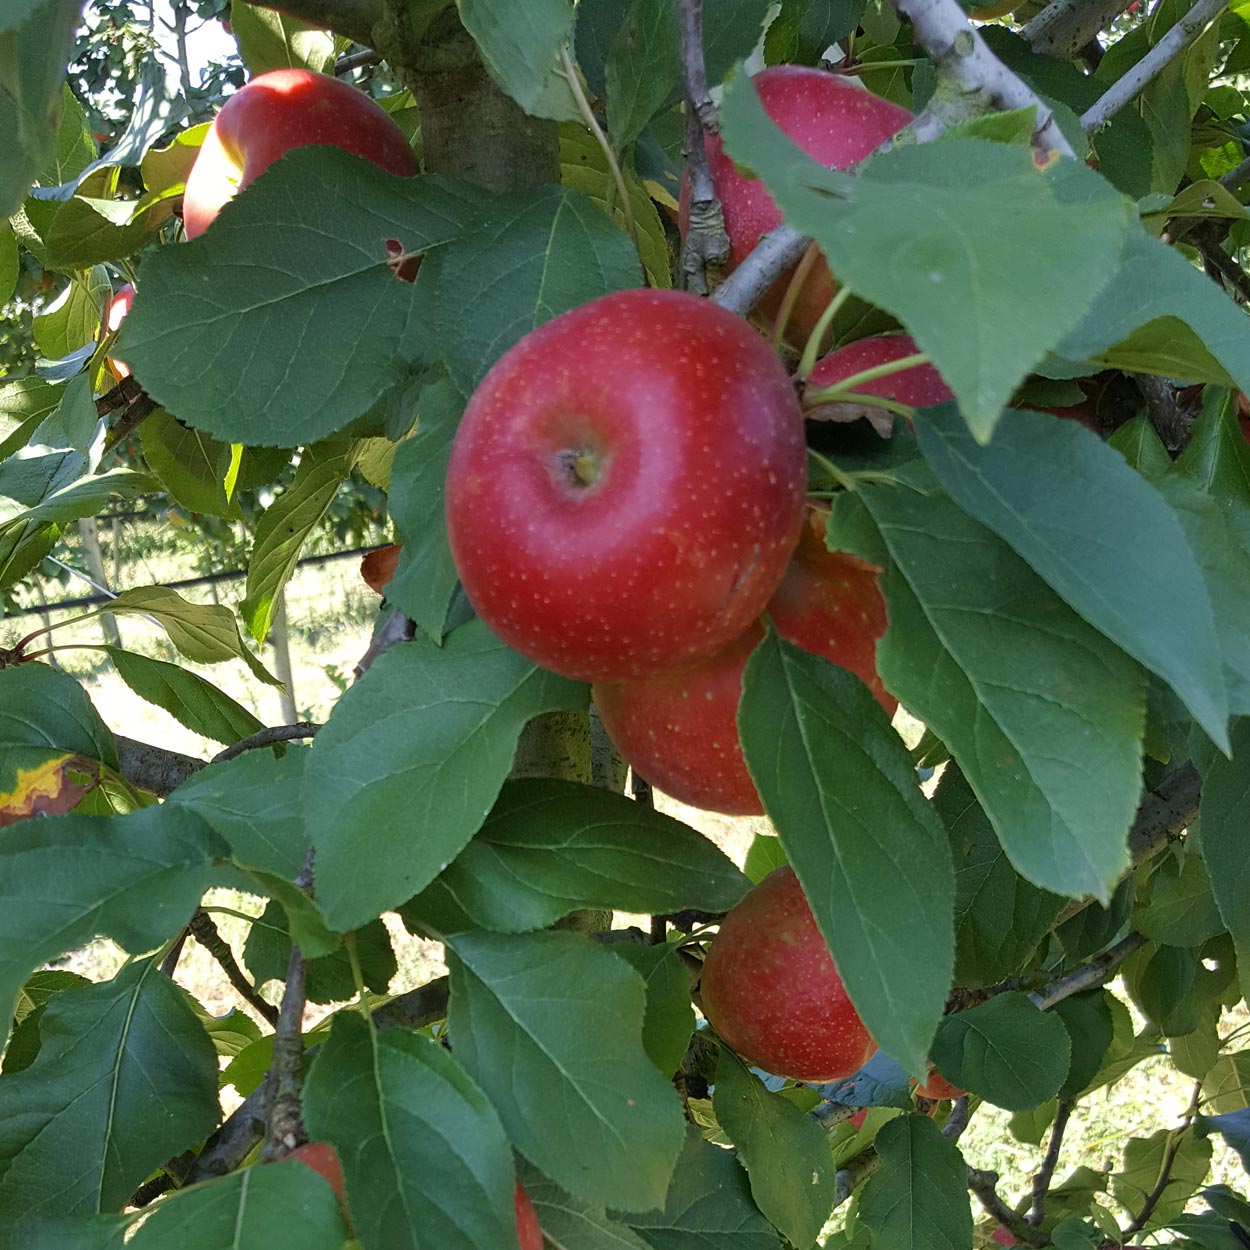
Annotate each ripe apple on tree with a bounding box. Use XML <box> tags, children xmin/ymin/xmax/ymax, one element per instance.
<box><xmin>104</xmin><ymin>283</ymin><xmax>135</xmax><ymax>381</ymax></box>
<box><xmin>680</xmin><ymin>66</ymin><xmax>913</xmax><ymax>346</ymax></box>
<box><xmin>594</xmin><ymin>504</ymin><xmax>894</xmax><ymax>816</ymax></box>
<box><xmin>444</xmin><ymin>288</ymin><xmax>807</xmax><ymax>683</ymax></box>
<box><xmin>700</xmin><ymin>865</ymin><xmax>877</xmax><ymax>1082</ymax></box>
<box><xmin>181</xmin><ymin>67</ymin><xmax>416</xmax><ymax>238</ymax></box>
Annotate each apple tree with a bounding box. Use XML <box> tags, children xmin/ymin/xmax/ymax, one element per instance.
<box><xmin>2</xmin><ymin>0</ymin><xmax>1250</xmax><ymax>1246</ymax></box>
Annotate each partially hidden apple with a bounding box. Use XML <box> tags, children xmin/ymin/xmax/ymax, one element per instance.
<box><xmin>361</xmin><ymin>544</ymin><xmax>401</xmax><ymax>595</ymax></box>
<box><xmin>105</xmin><ymin>283</ymin><xmax>135</xmax><ymax>380</ymax></box>
<box><xmin>680</xmin><ymin>66</ymin><xmax>912</xmax><ymax>346</ymax></box>
<box><xmin>806</xmin><ymin>332</ymin><xmax>953</xmax><ymax>413</ymax></box>
<box><xmin>289</xmin><ymin>1140</ymin><xmax>347</xmax><ymax>1206</ymax></box>
<box><xmin>445</xmin><ymin>288</ymin><xmax>807</xmax><ymax>683</ymax></box>
<box><xmin>914</xmin><ymin>1069</ymin><xmax>966</xmax><ymax>1101</ymax></box>
<box><xmin>700</xmin><ymin>865</ymin><xmax>877</xmax><ymax>1082</ymax></box>
<box><xmin>514</xmin><ymin>1181</ymin><xmax>543</xmax><ymax>1250</ymax></box>
<box><xmin>593</xmin><ymin>505</ymin><xmax>894</xmax><ymax>816</ymax></box>
<box><xmin>182</xmin><ymin>67</ymin><xmax>416</xmax><ymax>238</ymax></box>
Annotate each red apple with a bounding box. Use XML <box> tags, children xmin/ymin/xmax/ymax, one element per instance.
<box><xmin>993</xmin><ymin>1228</ymin><xmax>1018</xmax><ymax>1247</ymax></box>
<box><xmin>182</xmin><ymin>68</ymin><xmax>416</xmax><ymax>239</ymax></box>
<box><xmin>680</xmin><ymin>66</ymin><xmax>912</xmax><ymax>347</ymax></box>
<box><xmin>289</xmin><ymin>1140</ymin><xmax>347</xmax><ymax>1206</ymax></box>
<box><xmin>105</xmin><ymin>284</ymin><xmax>135</xmax><ymax>381</ymax></box>
<box><xmin>807</xmin><ymin>333</ymin><xmax>953</xmax><ymax>411</ymax></box>
<box><xmin>595</xmin><ymin>622</ymin><xmax>769</xmax><ymax>816</ymax></box>
<box><xmin>515</xmin><ymin>1182</ymin><xmax>543</xmax><ymax>1250</ymax></box>
<box><xmin>445</xmin><ymin>288</ymin><xmax>807</xmax><ymax>683</ymax></box>
<box><xmin>594</xmin><ymin>504</ymin><xmax>894</xmax><ymax>816</ymax></box>
<box><xmin>361</xmin><ymin>544</ymin><xmax>401</xmax><ymax>595</ymax></box>
<box><xmin>767</xmin><ymin>503</ymin><xmax>896</xmax><ymax>716</ymax></box>
<box><xmin>700</xmin><ymin>866</ymin><xmax>877</xmax><ymax>1082</ymax></box>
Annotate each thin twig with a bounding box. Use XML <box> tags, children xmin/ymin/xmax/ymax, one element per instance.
<box><xmin>334</xmin><ymin>47</ymin><xmax>380</xmax><ymax>75</ymax></box>
<box><xmin>969</xmin><ymin>1167</ymin><xmax>1052</xmax><ymax>1247</ymax></box>
<box><xmin>678</xmin><ymin>0</ymin><xmax>729</xmax><ymax>294</ymax></box>
<box><xmin>187</xmin><ymin>910</ymin><xmax>280</xmax><ymax>1026</ymax></box>
<box><xmin>890</xmin><ymin>0</ymin><xmax>1075</xmax><ymax>156</ymax></box>
<box><xmin>834</xmin><ymin>1149</ymin><xmax>881</xmax><ymax>1207</ymax></box>
<box><xmin>353</xmin><ymin>607</ymin><xmax>414</xmax><ymax>680</ymax></box>
<box><xmin>160</xmin><ymin>931</ymin><xmax>189</xmax><ymax>978</ymax></box>
<box><xmin>210</xmin><ymin>722</ymin><xmax>321</xmax><ymax>766</ymax></box>
<box><xmin>1022</xmin><ymin>0</ymin><xmax>1133</xmax><ymax>59</ymax></box>
<box><xmin>1121</xmin><ymin>1081</ymin><xmax>1203</xmax><ymax>1237</ymax></box>
<box><xmin>1029</xmin><ymin>1098</ymin><xmax>1074</xmax><ymax>1227</ymax></box>
<box><xmin>711</xmin><ymin>224</ymin><xmax>810</xmax><ymax>316</ymax></box>
<box><xmin>1135</xmin><ymin>375</ymin><xmax>1193</xmax><ymax>453</ymax></box>
<box><xmin>1194</xmin><ymin>225</ymin><xmax>1250</xmax><ymax>304</ymax></box>
<box><xmin>1080</xmin><ymin>0</ymin><xmax>1229</xmax><ymax>133</ymax></box>
<box><xmin>1031</xmin><ymin>932</ymin><xmax>1145</xmax><ymax>1011</ymax></box>
<box><xmin>115</xmin><ymin>735</ymin><xmax>204</xmax><ymax>796</ymax></box>
<box><xmin>944</xmin><ymin>1095</ymin><xmax>971</xmax><ymax>1142</ymax></box>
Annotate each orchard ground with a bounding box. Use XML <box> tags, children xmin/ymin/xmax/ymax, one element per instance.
<box><xmin>9</xmin><ymin>519</ymin><xmax>1246</xmax><ymax>1242</ymax></box>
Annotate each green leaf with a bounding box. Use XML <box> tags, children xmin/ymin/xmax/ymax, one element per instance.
<box><xmin>857</xmin><ymin>1115</ymin><xmax>973</xmax><ymax>1250</ymax></box>
<box><xmin>1108</xmin><ymin>416</ymin><xmax>1171</xmax><ymax>476</ymax></box>
<box><xmin>931</xmin><ymin>993</ymin><xmax>1072</xmax><ymax>1110</ymax></box>
<box><xmin>0</xmin><ymin>466</ymin><xmax>156</xmax><ymax>545</ymax></box>
<box><xmin>1051</xmin><ymin>1219</ymin><xmax>1103</xmax><ymax>1250</ymax></box>
<box><xmin>743</xmin><ymin>832</ymin><xmax>789</xmax><ymax>884</ymax></box>
<box><xmin>457</xmin><ymin>0</ymin><xmax>578</xmax><ymax>120</ymax></box>
<box><xmin>404</xmin><ymin>779</ymin><xmax>748</xmax><ymax>933</ymax></box>
<box><xmin>609</xmin><ymin>943</ymin><xmax>696</xmax><ymax>1079</ymax></box>
<box><xmin>0</xmin><ymin>805</ymin><xmax>224</xmax><ymax>1032</ymax></box>
<box><xmin>305</xmin><ymin>618</ymin><xmax>587</xmax><ymax>931</ymax></box>
<box><xmin>739</xmin><ymin>633</ymin><xmax>954</xmax><ymax>1077</ymax></box>
<box><xmin>139</xmin><ymin>411</ymin><xmax>243</xmax><ymax>520</ymax></box>
<box><xmin>520</xmin><ymin>1166</ymin><xmax>653</xmax><ymax>1250</ymax></box>
<box><xmin>0</xmin><ymin>961</ymin><xmax>219</xmax><ymax>1219</ymax></box>
<box><xmin>559</xmin><ymin>121</ymin><xmax>672</xmax><ymax>289</ymax></box>
<box><xmin>303</xmin><ymin>1012</ymin><xmax>516</xmax><ymax>1249</ymax></box>
<box><xmin>1112</xmin><ymin>1129</ymin><xmax>1213</xmax><ymax>1231</ymax></box>
<box><xmin>165</xmin><ymin>749</ymin><xmax>308</xmax><ymax>879</ymax></box>
<box><xmin>244</xmin><ymin>901</ymin><xmax>394</xmax><ymax>1004</ymax></box>
<box><xmin>25</xmin><ymin>195</ymin><xmax>163</xmax><ymax>271</ymax></box>
<box><xmin>384</xmin><ymin>375</ymin><xmax>464</xmax><ymax>641</ymax></box>
<box><xmin>0</xmin><ymin>223</ymin><xmax>17</xmax><ymax>306</ymax></box>
<box><xmin>619</xmin><ymin>1125</ymin><xmax>783</xmax><ymax>1250</ymax></box>
<box><xmin>713</xmin><ymin>1053</ymin><xmax>837</xmax><ymax>1248</ymax></box>
<box><xmin>0</xmin><ymin>663</ymin><xmax>117</xmax><ymax>795</ymax></box>
<box><xmin>718</xmin><ymin>75</ymin><xmax>1131</xmax><ymax>440</ymax></box>
<box><xmin>103</xmin><ymin>647</ymin><xmax>264</xmax><ymax>746</ymax></box>
<box><xmin>1172</xmin><ymin>389</ymin><xmax>1250</xmax><ymax>510</ymax></box>
<box><xmin>3</xmin><ymin>971</ymin><xmax>90</xmax><ymax>1075</ymax></box>
<box><xmin>1170</xmin><ymin>1007</ymin><xmax>1221</xmax><ymax>1080</ymax></box>
<box><xmin>1154</xmin><ymin>476</ymin><xmax>1250</xmax><ymax>718</ymax></box>
<box><xmin>605</xmin><ymin>0</ymin><xmax>681</xmax><ymax>151</ymax></box>
<box><xmin>431</xmin><ymin>184</ymin><xmax>642</xmax><ymax>395</ymax></box>
<box><xmin>917</xmin><ymin>404</ymin><xmax>1228</xmax><ymax>749</ymax></box>
<box><xmin>0</xmin><ymin>0</ymin><xmax>83</xmax><ymax>216</ymax></box>
<box><xmin>1135</xmin><ymin>850</ymin><xmax>1227</xmax><ymax>948</ymax></box>
<box><xmin>0</xmin><ymin>378</ymin><xmax>62</xmax><ymax>462</ymax></box>
<box><xmin>937</xmin><ymin>764</ymin><xmax>1064</xmax><ymax>988</ymax></box>
<box><xmin>831</xmin><ymin>467</ymin><xmax>1146</xmax><ymax>900</ymax></box>
<box><xmin>1053</xmin><ymin>990</ymin><xmax>1114</xmax><ymax>1098</ymax></box>
<box><xmin>230</xmin><ymin>0</ymin><xmax>335</xmax><ymax>74</ymax></box>
<box><xmin>766</xmin><ymin>0</ymin><xmax>869</xmax><ymax>63</ymax></box>
<box><xmin>1195</xmin><ymin>721</ymin><xmax>1250</xmax><ymax>1005</ymax></box>
<box><xmin>32</xmin><ymin>266</ymin><xmax>106</xmax><ymax>360</ymax></box>
<box><xmin>104</xmin><ymin>586</ymin><xmax>278</xmax><ymax>684</ymax></box>
<box><xmin>115</xmin><ymin>151</ymin><xmax>483</xmax><ymax>446</ymax></box>
<box><xmin>447</xmin><ymin>929</ymin><xmax>684</xmax><ymax>1211</ymax></box>
<box><xmin>1055</xmin><ymin>228</ymin><xmax>1250</xmax><ymax>396</ymax></box>
<box><xmin>240</xmin><ymin>439</ymin><xmax>359</xmax><ymax>643</ymax></box>
<box><xmin>126</xmin><ymin>1157</ymin><xmax>349</xmax><ymax>1247</ymax></box>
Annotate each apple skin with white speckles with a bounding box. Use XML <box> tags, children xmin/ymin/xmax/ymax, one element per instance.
<box><xmin>808</xmin><ymin>333</ymin><xmax>953</xmax><ymax>409</ymax></box>
<box><xmin>182</xmin><ymin>68</ymin><xmax>416</xmax><ymax>239</ymax></box>
<box><xmin>700</xmin><ymin>866</ymin><xmax>877</xmax><ymax>1083</ymax></box>
<box><xmin>593</xmin><ymin>505</ymin><xmax>894</xmax><ymax>816</ymax></box>
<box><xmin>445</xmin><ymin>289</ymin><xmax>807</xmax><ymax>683</ymax></box>
<box><xmin>680</xmin><ymin>66</ymin><xmax>913</xmax><ymax>346</ymax></box>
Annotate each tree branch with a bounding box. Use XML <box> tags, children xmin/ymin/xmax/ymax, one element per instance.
<box><xmin>187</xmin><ymin>975</ymin><xmax>451</xmax><ymax>1183</ymax></box>
<box><xmin>1121</xmin><ymin>1081</ymin><xmax>1203</xmax><ymax>1237</ymax></box>
<box><xmin>1022</xmin><ymin>0</ymin><xmax>1133</xmax><ymax>60</ymax></box>
<box><xmin>678</xmin><ymin>0</ymin><xmax>730</xmax><ymax>294</ymax></box>
<box><xmin>1080</xmin><ymin>0</ymin><xmax>1228</xmax><ymax>133</ymax></box>
<box><xmin>115</xmin><ymin>735</ymin><xmax>203</xmax><ymax>796</ymax></box>
<box><xmin>260</xmin><ymin>942</ymin><xmax>308</xmax><ymax>1160</ymax></box>
<box><xmin>969</xmin><ymin>1167</ymin><xmax>1052</xmax><ymax>1247</ymax></box>
<box><xmin>353</xmin><ymin>607</ymin><xmax>414</xmax><ymax>680</ymax></box>
<box><xmin>835</xmin><ymin>1149</ymin><xmax>881</xmax><ymax>1207</ymax></box>
<box><xmin>187</xmin><ymin>910</ymin><xmax>279</xmax><ymax>1026</ymax></box>
<box><xmin>711</xmin><ymin>224</ymin><xmax>811</xmax><ymax>316</ymax></box>
<box><xmin>1031</xmin><ymin>931</ymin><xmax>1145</xmax><ymax>1011</ymax></box>
<box><xmin>1029</xmin><ymin>1098</ymin><xmax>1074</xmax><ymax>1227</ymax></box>
<box><xmin>944</xmin><ymin>1095</ymin><xmax>972</xmax><ymax>1142</ymax></box>
<box><xmin>1135</xmin><ymin>375</ymin><xmax>1193</xmax><ymax>452</ymax></box>
<box><xmin>891</xmin><ymin>0</ymin><xmax>1075</xmax><ymax>156</ymax></box>
<box><xmin>210</xmin><ymin>722</ymin><xmax>320</xmax><ymax>765</ymax></box>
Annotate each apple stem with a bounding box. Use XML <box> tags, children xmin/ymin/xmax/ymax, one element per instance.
<box><xmin>558</xmin><ymin>47</ymin><xmax>644</xmax><ymax>273</ymax></box>
<box><xmin>807</xmin><ymin>449</ymin><xmax>860</xmax><ymax>493</ymax></box>
<box><xmin>770</xmin><ymin>242</ymin><xmax>822</xmax><ymax>348</ymax></box>
<box><xmin>795</xmin><ymin>286</ymin><xmax>854</xmax><ymax>382</ymax></box>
